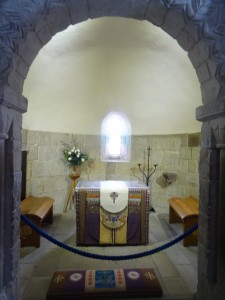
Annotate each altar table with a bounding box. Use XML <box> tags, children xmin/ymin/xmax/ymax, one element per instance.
<box><xmin>74</xmin><ymin>180</ymin><xmax>150</xmax><ymax>245</ymax></box>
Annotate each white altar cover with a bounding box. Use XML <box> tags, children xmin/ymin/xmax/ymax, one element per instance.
<box><xmin>100</xmin><ymin>181</ymin><xmax>128</xmax><ymax>213</ymax></box>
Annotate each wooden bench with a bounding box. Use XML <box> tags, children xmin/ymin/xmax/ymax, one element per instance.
<box><xmin>20</xmin><ymin>195</ymin><xmax>54</xmax><ymax>247</ymax></box>
<box><xmin>168</xmin><ymin>196</ymin><xmax>199</xmax><ymax>247</ymax></box>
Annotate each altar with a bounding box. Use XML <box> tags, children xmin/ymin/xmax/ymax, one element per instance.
<box><xmin>74</xmin><ymin>180</ymin><xmax>150</xmax><ymax>245</ymax></box>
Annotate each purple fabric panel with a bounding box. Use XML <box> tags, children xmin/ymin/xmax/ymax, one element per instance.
<box><xmin>127</xmin><ymin>213</ymin><xmax>141</xmax><ymax>244</ymax></box>
<box><xmin>84</xmin><ymin>213</ymin><xmax>100</xmax><ymax>244</ymax></box>
<box><xmin>124</xmin><ymin>269</ymin><xmax>143</xmax><ymax>290</ymax></box>
<box><xmin>57</xmin><ymin>270</ymin><xmax>86</xmax><ymax>292</ymax></box>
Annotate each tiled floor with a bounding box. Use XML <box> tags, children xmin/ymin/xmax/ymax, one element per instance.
<box><xmin>20</xmin><ymin>210</ymin><xmax>198</xmax><ymax>300</ymax></box>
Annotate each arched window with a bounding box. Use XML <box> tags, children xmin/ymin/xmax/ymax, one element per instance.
<box><xmin>101</xmin><ymin>111</ymin><xmax>131</xmax><ymax>162</ymax></box>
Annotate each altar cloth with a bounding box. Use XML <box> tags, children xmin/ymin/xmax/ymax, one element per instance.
<box><xmin>100</xmin><ymin>181</ymin><xmax>128</xmax><ymax>213</ymax></box>
<box><xmin>74</xmin><ymin>180</ymin><xmax>150</xmax><ymax>245</ymax></box>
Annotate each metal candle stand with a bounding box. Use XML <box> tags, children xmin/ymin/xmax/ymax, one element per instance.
<box><xmin>138</xmin><ymin>146</ymin><xmax>158</xmax><ymax>187</ymax></box>
<box><xmin>138</xmin><ymin>146</ymin><xmax>157</xmax><ymax>212</ymax></box>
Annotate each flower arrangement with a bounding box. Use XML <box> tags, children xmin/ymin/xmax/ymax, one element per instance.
<box><xmin>63</xmin><ymin>145</ymin><xmax>88</xmax><ymax>168</ymax></box>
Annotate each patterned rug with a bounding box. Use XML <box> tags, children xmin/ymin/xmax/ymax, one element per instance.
<box><xmin>46</xmin><ymin>268</ymin><xmax>163</xmax><ymax>299</ymax></box>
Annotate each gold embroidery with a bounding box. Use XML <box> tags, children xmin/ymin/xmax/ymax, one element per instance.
<box><xmin>99</xmin><ymin>207</ymin><xmax>128</xmax><ymax>244</ymax></box>
<box><xmin>144</xmin><ymin>271</ymin><xmax>156</xmax><ymax>280</ymax></box>
<box><xmin>54</xmin><ymin>274</ymin><xmax>65</xmax><ymax>283</ymax></box>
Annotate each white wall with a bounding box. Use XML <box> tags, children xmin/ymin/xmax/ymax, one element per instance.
<box><xmin>22</xmin><ymin>17</ymin><xmax>202</xmax><ymax>135</ymax></box>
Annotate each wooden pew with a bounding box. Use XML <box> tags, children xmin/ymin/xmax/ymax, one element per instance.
<box><xmin>20</xmin><ymin>195</ymin><xmax>54</xmax><ymax>247</ymax></box>
<box><xmin>168</xmin><ymin>196</ymin><xmax>199</xmax><ymax>247</ymax></box>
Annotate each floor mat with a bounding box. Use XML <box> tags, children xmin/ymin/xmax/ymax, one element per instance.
<box><xmin>46</xmin><ymin>268</ymin><xmax>163</xmax><ymax>299</ymax></box>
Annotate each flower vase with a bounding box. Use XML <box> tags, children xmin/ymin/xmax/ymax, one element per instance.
<box><xmin>70</xmin><ymin>165</ymin><xmax>80</xmax><ymax>181</ymax></box>
<box><xmin>71</xmin><ymin>165</ymin><xmax>78</xmax><ymax>175</ymax></box>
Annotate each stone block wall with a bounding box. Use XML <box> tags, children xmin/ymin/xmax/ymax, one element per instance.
<box><xmin>22</xmin><ymin>129</ymin><xmax>200</xmax><ymax>214</ymax></box>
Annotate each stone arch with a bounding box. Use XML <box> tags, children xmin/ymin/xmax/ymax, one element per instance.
<box><xmin>1</xmin><ymin>1</ymin><xmax>225</xmax><ymax>299</ymax></box>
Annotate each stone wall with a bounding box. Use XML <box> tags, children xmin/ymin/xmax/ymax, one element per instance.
<box><xmin>22</xmin><ymin>129</ymin><xmax>200</xmax><ymax>214</ymax></box>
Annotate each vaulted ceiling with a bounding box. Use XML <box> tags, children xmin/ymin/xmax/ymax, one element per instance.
<box><xmin>22</xmin><ymin>17</ymin><xmax>202</xmax><ymax>135</ymax></box>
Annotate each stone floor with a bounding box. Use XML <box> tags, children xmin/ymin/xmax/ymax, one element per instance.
<box><xmin>20</xmin><ymin>209</ymin><xmax>198</xmax><ymax>300</ymax></box>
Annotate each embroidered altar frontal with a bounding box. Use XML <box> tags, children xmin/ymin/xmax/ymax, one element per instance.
<box><xmin>46</xmin><ymin>268</ymin><xmax>163</xmax><ymax>299</ymax></box>
<box><xmin>74</xmin><ymin>181</ymin><xmax>150</xmax><ymax>245</ymax></box>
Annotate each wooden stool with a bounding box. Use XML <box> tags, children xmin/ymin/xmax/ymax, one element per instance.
<box><xmin>168</xmin><ymin>196</ymin><xmax>199</xmax><ymax>246</ymax></box>
<box><xmin>20</xmin><ymin>195</ymin><xmax>54</xmax><ymax>247</ymax></box>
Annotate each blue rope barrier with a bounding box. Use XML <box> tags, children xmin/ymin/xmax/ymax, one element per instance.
<box><xmin>21</xmin><ymin>214</ymin><xmax>198</xmax><ymax>261</ymax></box>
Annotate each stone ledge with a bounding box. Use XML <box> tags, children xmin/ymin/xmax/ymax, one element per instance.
<box><xmin>196</xmin><ymin>101</ymin><xmax>225</xmax><ymax>122</ymax></box>
<box><xmin>0</xmin><ymin>85</ymin><xmax>27</xmax><ymax>113</ymax></box>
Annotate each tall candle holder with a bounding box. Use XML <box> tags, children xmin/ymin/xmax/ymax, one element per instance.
<box><xmin>138</xmin><ymin>146</ymin><xmax>157</xmax><ymax>212</ymax></box>
<box><xmin>138</xmin><ymin>146</ymin><xmax>158</xmax><ymax>187</ymax></box>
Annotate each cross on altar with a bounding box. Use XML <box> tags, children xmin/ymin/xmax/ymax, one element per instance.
<box><xmin>110</xmin><ymin>191</ymin><xmax>118</xmax><ymax>204</ymax></box>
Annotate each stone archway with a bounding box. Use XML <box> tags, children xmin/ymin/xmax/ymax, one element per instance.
<box><xmin>1</xmin><ymin>1</ymin><xmax>225</xmax><ymax>299</ymax></box>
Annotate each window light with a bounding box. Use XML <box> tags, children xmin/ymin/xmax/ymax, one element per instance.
<box><xmin>101</xmin><ymin>111</ymin><xmax>131</xmax><ymax>162</ymax></box>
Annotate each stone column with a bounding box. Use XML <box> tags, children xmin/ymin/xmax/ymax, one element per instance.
<box><xmin>197</xmin><ymin>120</ymin><xmax>220</xmax><ymax>300</ymax></box>
<box><xmin>0</xmin><ymin>133</ymin><xmax>7</xmax><ymax>299</ymax></box>
<box><xmin>216</xmin><ymin>145</ymin><xmax>225</xmax><ymax>298</ymax></box>
<box><xmin>197</xmin><ymin>118</ymin><xmax>225</xmax><ymax>300</ymax></box>
<box><xmin>0</xmin><ymin>104</ymin><xmax>23</xmax><ymax>300</ymax></box>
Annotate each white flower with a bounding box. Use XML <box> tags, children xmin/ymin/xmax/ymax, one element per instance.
<box><xmin>63</xmin><ymin>144</ymin><xmax>87</xmax><ymax>167</ymax></box>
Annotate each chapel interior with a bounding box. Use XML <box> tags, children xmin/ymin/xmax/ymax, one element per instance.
<box><xmin>19</xmin><ymin>17</ymin><xmax>201</xmax><ymax>299</ymax></box>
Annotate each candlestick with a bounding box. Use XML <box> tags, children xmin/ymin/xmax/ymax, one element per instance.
<box><xmin>138</xmin><ymin>146</ymin><xmax>157</xmax><ymax>186</ymax></box>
